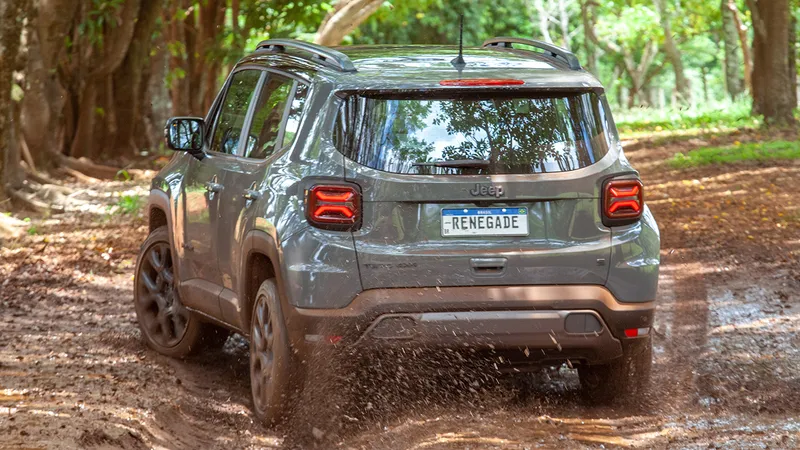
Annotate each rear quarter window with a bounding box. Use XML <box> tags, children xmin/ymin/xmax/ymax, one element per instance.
<box><xmin>333</xmin><ymin>91</ymin><xmax>617</xmax><ymax>175</ymax></box>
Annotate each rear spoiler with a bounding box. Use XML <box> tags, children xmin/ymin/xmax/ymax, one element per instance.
<box><xmin>334</xmin><ymin>86</ymin><xmax>605</xmax><ymax>99</ymax></box>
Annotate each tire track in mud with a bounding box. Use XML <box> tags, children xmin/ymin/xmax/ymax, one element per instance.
<box><xmin>130</xmin><ymin>339</ymin><xmax>269</xmax><ymax>450</ymax></box>
<box><xmin>651</xmin><ymin>252</ymin><xmax>710</xmax><ymax>412</ymax></box>
<box><xmin>325</xmin><ymin>252</ymin><xmax>711</xmax><ymax>449</ymax></box>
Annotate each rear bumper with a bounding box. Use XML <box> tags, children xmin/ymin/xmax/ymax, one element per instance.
<box><xmin>286</xmin><ymin>285</ymin><xmax>654</xmax><ymax>364</ymax></box>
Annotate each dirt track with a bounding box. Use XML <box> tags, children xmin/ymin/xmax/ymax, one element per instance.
<box><xmin>2</xmin><ymin>132</ymin><xmax>799</xmax><ymax>449</ymax></box>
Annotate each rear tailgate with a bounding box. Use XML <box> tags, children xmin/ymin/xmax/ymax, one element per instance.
<box><xmin>335</xmin><ymin>90</ymin><xmax>618</xmax><ymax>290</ymax></box>
<box><xmin>346</xmin><ymin>166</ymin><xmax>611</xmax><ymax>289</ymax></box>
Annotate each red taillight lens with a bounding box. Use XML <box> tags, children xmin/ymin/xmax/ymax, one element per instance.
<box><xmin>603</xmin><ymin>179</ymin><xmax>644</xmax><ymax>225</ymax></box>
<box><xmin>306</xmin><ymin>185</ymin><xmax>361</xmax><ymax>230</ymax></box>
<box><xmin>439</xmin><ymin>78</ymin><xmax>525</xmax><ymax>86</ymax></box>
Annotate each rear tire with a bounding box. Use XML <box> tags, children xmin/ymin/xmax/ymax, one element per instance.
<box><xmin>578</xmin><ymin>336</ymin><xmax>652</xmax><ymax>404</ymax></box>
<box><xmin>134</xmin><ymin>226</ymin><xmax>225</xmax><ymax>358</ymax></box>
<box><xmin>249</xmin><ymin>278</ymin><xmax>297</xmax><ymax>425</ymax></box>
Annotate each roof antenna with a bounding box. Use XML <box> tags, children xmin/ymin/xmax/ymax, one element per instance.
<box><xmin>450</xmin><ymin>14</ymin><xmax>466</xmax><ymax>70</ymax></box>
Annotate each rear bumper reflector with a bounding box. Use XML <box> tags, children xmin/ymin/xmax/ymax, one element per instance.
<box><xmin>624</xmin><ymin>327</ymin><xmax>650</xmax><ymax>338</ymax></box>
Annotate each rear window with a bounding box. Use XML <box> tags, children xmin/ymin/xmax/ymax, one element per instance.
<box><xmin>333</xmin><ymin>92</ymin><xmax>616</xmax><ymax>175</ymax></box>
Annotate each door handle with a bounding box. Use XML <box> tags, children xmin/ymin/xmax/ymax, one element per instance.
<box><xmin>204</xmin><ymin>181</ymin><xmax>224</xmax><ymax>193</ymax></box>
<box><xmin>470</xmin><ymin>257</ymin><xmax>507</xmax><ymax>275</ymax></box>
<box><xmin>242</xmin><ymin>189</ymin><xmax>262</xmax><ymax>201</ymax></box>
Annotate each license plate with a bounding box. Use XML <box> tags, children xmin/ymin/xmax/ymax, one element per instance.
<box><xmin>441</xmin><ymin>207</ymin><xmax>529</xmax><ymax>237</ymax></box>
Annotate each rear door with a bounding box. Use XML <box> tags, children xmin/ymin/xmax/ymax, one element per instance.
<box><xmin>336</xmin><ymin>90</ymin><xmax>616</xmax><ymax>289</ymax></box>
<box><xmin>215</xmin><ymin>71</ymin><xmax>310</xmax><ymax>327</ymax></box>
<box><xmin>179</xmin><ymin>68</ymin><xmax>262</xmax><ymax>317</ymax></box>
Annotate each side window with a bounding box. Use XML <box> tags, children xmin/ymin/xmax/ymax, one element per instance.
<box><xmin>210</xmin><ymin>70</ymin><xmax>262</xmax><ymax>155</ymax></box>
<box><xmin>281</xmin><ymin>84</ymin><xmax>308</xmax><ymax>148</ymax></box>
<box><xmin>243</xmin><ymin>75</ymin><xmax>308</xmax><ymax>159</ymax></box>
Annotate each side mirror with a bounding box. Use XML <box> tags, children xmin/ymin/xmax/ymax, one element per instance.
<box><xmin>165</xmin><ymin>117</ymin><xmax>204</xmax><ymax>152</ymax></box>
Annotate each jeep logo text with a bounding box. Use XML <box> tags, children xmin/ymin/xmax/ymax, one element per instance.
<box><xmin>469</xmin><ymin>184</ymin><xmax>505</xmax><ymax>198</ymax></box>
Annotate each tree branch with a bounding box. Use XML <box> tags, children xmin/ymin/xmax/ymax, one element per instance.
<box><xmin>534</xmin><ymin>0</ymin><xmax>554</xmax><ymax>44</ymax></box>
<box><xmin>581</xmin><ymin>0</ymin><xmax>622</xmax><ymax>54</ymax></box>
<box><xmin>727</xmin><ymin>0</ymin><xmax>752</xmax><ymax>91</ymax></box>
<box><xmin>745</xmin><ymin>0</ymin><xmax>766</xmax><ymax>39</ymax></box>
<box><xmin>314</xmin><ymin>0</ymin><xmax>383</xmax><ymax>46</ymax></box>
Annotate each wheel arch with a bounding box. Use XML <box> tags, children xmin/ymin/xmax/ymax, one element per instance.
<box><xmin>148</xmin><ymin>189</ymin><xmax>172</xmax><ymax>232</ymax></box>
<box><xmin>149</xmin><ymin>206</ymin><xmax>168</xmax><ymax>232</ymax></box>
<box><xmin>239</xmin><ymin>230</ymin><xmax>289</xmax><ymax>336</ymax></box>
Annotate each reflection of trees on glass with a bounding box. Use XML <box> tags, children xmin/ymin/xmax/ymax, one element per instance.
<box><xmin>245</xmin><ymin>76</ymin><xmax>293</xmax><ymax>159</ymax></box>
<box><xmin>211</xmin><ymin>70</ymin><xmax>260</xmax><ymax>155</ymax></box>
<box><xmin>437</xmin><ymin>96</ymin><xmax>602</xmax><ymax>173</ymax></box>
<box><xmin>242</xmin><ymin>78</ymin><xmax>310</xmax><ymax>160</ymax></box>
<box><xmin>334</xmin><ymin>93</ymin><xmax>612</xmax><ymax>175</ymax></box>
<box><xmin>281</xmin><ymin>84</ymin><xmax>308</xmax><ymax>148</ymax></box>
<box><xmin>171</xmin><ymin>120</ymin><xmax>202</xmax><ymax>150</ymax></box>
<box><xmin>336</xmin><ymin>97</ymin><xmax>435</xmax><ymax>173</ymax></box>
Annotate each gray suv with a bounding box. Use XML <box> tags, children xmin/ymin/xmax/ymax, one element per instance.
<box><xmin>135</xmin><ymin>37</ymin><xmax>660</xmax><ymax>424</ymax></box>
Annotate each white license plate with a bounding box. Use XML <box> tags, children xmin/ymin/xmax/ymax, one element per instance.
<box><xmin>441</xmin><ymin>207</ymin><xmax>529</xmax><ymax>237</ymax></box>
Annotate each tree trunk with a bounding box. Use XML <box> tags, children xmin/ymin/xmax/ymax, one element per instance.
<box><xmin>147</xmin><ymin>45</ymin><xmax>171</xmax><ymax>148</ymax></box>
<box><xmin>701</xmin><ymin>66</ymin><xmax>710</xmax><ymax>103</ymax></box>
<box><xmin>18</xmin><ymin>0</ymin><xmax>170</xmax><ymax>171</ymax></box>
<box><xmin>314</xmin><ymin>0</ymin><xmax>383</xmax><ymax>46</ymax></box>
<box><xmin>168</xmin><ymin>1</ymin><xmax>191</xmax><ymax>116</ymax></box>
<box><xmin>68</xmin><ymin>0</ymin><xmax>142</xmax><ymax>159</ymax></box>
<box><xmin>20</xmin><ymin>0</ymin><xmax>77</xmax><ymax>169</ymax></box>
<box><xmin>557</xmin><ymin>0</ymin><xmax>572</xmax><ymax>50</ymax></box>
<box><xmin>112</xmin><ymin>0</ymin><xmax>163</xmax><ymax>156</ymax></box>
<box><xmin>534</xmin><ymin>0</ymin><xmax>554</xmax><ymax>44</ymax></box>
<box><xmin>747</xmin><ymin>0</ymin><xmax>796</xmax><ymax>124</ymax></box>
<box><xmin>728</xmin><ymin>1</ymin><xmax>752</xmax><ymax>93</ymax></box>
<box><xmin>0</xmin><ymin>0</ymin><xmax>27</xmax><ymax>200</ymax></box>
<box><xmin>581</xmin><ymin>0</ymin><xmax>598</xmax><ymax>75</ymax></box>
<box><xmin>196</xmin><ymin>0</ymin><xmax>225</xmax><ymax>113</ymax></box>
<box><xmin>655</xmin><ymin>0</ymin><xmax>691</xmax><ymax>104</ymax></box>
<box><xmin>168</xmin><ymin>0</ymin><xmax>224</xmax><ymax>117</ymax></box>
<box><xmin>723</xmin><ymin>0</ymin><xmax>750</xmax><ymax>97</ymax></box>
<box><xmin>721</xmin><ymin>0</ymin><xmax>745</xmax><ymax>99</ymax></box>
<box><xmin>627</xmin><ymin>85</ymin><xmax>638</xmax><ymax>109</ymax></box>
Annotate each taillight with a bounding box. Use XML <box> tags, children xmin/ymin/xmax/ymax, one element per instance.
<box><xmin>306</xmin><ymin>185</ymin><xmax>361</xmax><ymax>231</ymax></box>
<box><xmin>603</xmin><ymin>178</ymin><xmax>643</xmax><ymax>226</ymax></box>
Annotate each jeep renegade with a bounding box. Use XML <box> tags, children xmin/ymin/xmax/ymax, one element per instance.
<box><xmin>134</xmin><ymin>37</ymin><xmax>660</xmax><ymax>424</ymax></box>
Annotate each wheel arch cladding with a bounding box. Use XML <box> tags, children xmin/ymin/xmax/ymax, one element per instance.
<box><xmin>147</xmin><ymin>189</ymin><xmax>172</xmax><ymax>233</ymax></box>
<box><xmin>240</xmin><ymin>230</ymin><xmax>287</xmax><ymax>332</ymax></box>
<box><xmin>149</xmin><ymin>206</ymin><xmax>168</xmax><ymax>233</ymax></box>
<box><xmin>245</xmin><ymin>252</ymin><xmax>276</xmax><ymax>329</ymax></box>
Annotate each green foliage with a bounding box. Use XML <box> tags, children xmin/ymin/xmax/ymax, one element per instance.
<box><xmin>616</xmin><ymin>101</ymin><xmax>759</xmax><ymax>134</ymax></box>
<box><xmin>670</xmin><ymin>140</ymin><xmax>800</xmax><ymax>168</ymax></box>
<box><xmin>353</xmin><ymin>0</ymin><xmax>535</xmax><ymax>46</ymax></box>
<box><xmin>78</xmin><ymin>0</ymin><xmax>124</xmax><ymax>47</ymax></box>
<box><xmin>114</xmin><ymin>169</ymin><xmax>132</xmax><ymax>182</ymax></box>
<box><xmin>596</xmin><ymin>3</ymin><xmax>662</xmax><ymax>46</ymax></box>
<box><xmin>165</xmin><ymin>67</ymin><xmax>187</xmax><ymax>90</ymax></box>
<box><xmin>160</xmin><ymin>0</ymin><xmax>331</xmax><ymax>94</ymax></box>
<box><xmin>109</xmin><ymin>195</ymin><xmax>144</xmax><ymax>216</ymax></box>
<box><xmin>351</xmin><ymin>0</ymin><xmax>757</xmax><ymax>115</ymax></box>
<box><xmin>229</xmin><ymin>1</ymin><xmax>331</xmax><ymax>63</ymax></box>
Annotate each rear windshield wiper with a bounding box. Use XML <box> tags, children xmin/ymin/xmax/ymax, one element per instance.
<box><xmin>412</xmin><ymin>159</ymin><xmax>490</xmax><ymax>169</ymax></box>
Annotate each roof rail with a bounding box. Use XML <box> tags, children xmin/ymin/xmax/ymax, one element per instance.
<box><xmin>255</xmin><ymin>38</ymin><xmax>357</xmax><ymax>73</ymax></box>
<box><xmin>482</xmin><ymin>37</ymin><xmax>582</xmax><ymax>71</ymax></box>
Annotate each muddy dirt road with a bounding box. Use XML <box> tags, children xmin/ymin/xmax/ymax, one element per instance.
<box><xmin>2</xmin><ymin>132</ymin><xmax>799</xmax><ymax>449</ymax></box>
